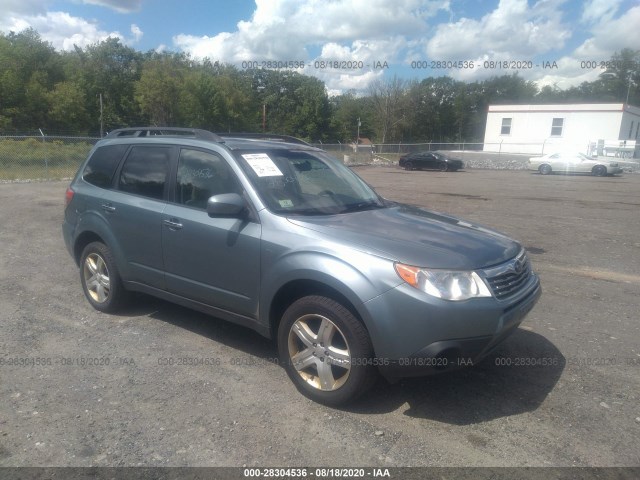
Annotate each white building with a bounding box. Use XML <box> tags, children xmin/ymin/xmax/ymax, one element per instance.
<box><xmin>483</xmin><ymin>103</ymin><xmax>640</xmax><ymax>157</ymax></box>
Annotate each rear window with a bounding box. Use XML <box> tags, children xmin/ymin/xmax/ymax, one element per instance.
<box><xmin>82</xmin><ymin>144</ymin><xmax>129</xmax><ymax>188</ymax></box>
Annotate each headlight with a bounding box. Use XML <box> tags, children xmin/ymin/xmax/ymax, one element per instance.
<box><xmin>394</xmin><ymin>263</ymin><xmax>492</xmax><ymax>301</ymax></box>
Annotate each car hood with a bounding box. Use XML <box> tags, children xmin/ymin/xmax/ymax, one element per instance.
<box><xmin>287</xmin><ymin>204</ymin><xmax>521</xmax><ymax>269</ymax></box>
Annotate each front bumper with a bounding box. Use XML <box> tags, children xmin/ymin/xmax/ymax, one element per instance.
<box><xmin>361</xmin><ymin>271</ymin><xmax>541</xmax><ymax>381</ymax></box>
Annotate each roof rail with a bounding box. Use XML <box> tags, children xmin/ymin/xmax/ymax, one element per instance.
<box><xmin>105</xmin><ymin>127</ymin><xmax>224</xmax><ymax>142</ymax></box>
<box><xmin>216</xmin><ymin>132</ymin><xmax>311</xmax><ymax>146</ymax></box>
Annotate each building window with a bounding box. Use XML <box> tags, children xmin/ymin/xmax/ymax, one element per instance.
<box><xmin>500</xmin><ymin>118</ymin><xmax>512</xmax><ymax>135</ymax></box>
<box><xmin>550</xmin><ymin>118</ymin><xmax>564</xmax><ymax>136</ymax></box>
<box><xmin>635</xmin><ymin>122</ymin><xmax>639</xmax><ymax>139</ymax></box>
<box><xmin>629</xmin><ymin>121</ymin><xmax>635</xmax><ymax>139</ymax></box>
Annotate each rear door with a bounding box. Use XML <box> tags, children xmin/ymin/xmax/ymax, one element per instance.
<box><xmin>100</xmin><ymin>144</ymin><xmax>173</xmax><ymax>289</ymax></box>
<box><xmin>161</xmin><ymin>147</ymin><xmax>261</xmax><ymax>318</ymax></box>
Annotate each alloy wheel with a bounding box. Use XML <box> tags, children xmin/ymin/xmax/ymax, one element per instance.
<box><xmin>287</xmin><ymin>314</ymin><xmax>351</xmax><ymax>391</ymax></box>
<box><xmin>83</xmin><ymin>253</ymin><xmax>111</xmax><ymax>303</ymax></box>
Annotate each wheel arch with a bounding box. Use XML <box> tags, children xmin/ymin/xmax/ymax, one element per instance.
<box><xmin>268</xmin><ymin>279</ymin><xmax>366</xmax><ymax>342</ymax></box>
<box><xmin>73</xmin><ymin>231</ymin><xmax>105</xmax><ymax>266</ymax></box>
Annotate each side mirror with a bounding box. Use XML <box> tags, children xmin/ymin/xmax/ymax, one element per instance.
<box><xmin>206</xmin><ymin>193</ymin><xmax>245</xmax><ymax>217</ymax></box>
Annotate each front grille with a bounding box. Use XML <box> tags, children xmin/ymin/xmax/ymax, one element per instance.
<box><xmin>485</xmin><ymin>251</ymin><xmax>532</xmax><ymax>300</ymax></box>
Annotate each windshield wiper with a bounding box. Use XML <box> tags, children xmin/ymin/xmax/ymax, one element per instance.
<box><xmin>340</xmin><ymin>201</ymin><xmax>386</xmax><ymax>213</ymax></box>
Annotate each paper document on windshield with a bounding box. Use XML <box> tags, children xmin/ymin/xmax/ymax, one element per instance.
<box><xmin>242</xmin><ymin>153</ymin><xmax>283</xmax><ymax>177</ymax></box>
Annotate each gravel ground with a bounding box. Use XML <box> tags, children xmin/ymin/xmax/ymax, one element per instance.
<box><xmin>0</xmin><ymin>168</ymin><xmax>639</xmax><ymax>468</ymax></box>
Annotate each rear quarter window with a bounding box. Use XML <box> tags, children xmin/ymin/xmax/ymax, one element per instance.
<box><xmin>82</xmin><ymin>144</ymin><xmax>129</xmax><ymax>188</ymax></box>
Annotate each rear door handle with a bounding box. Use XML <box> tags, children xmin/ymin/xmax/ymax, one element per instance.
<box><xmin>101</xmin><ymin>203</ymin><xmax>116</xmax><ymax>213</ymax></box>
<box><xmin>163</xmin><ymin>219</ymin><xmax>183</xmax><ymax>230</ymax></box>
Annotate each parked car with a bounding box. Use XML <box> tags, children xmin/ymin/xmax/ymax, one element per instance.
<box><xmin>63</xmin><ymin>127</ymin><xmax>540</xmax><ymax>406</ymax></box>
<box><xmin>399</xmin><ymin>151</ymin><xmax>464</xmax><ymax>171</ymax></box>
<box><xmin>529</xmin><ymin>152</ymin><xmax>623</xmax><ymax>176</ymax></box>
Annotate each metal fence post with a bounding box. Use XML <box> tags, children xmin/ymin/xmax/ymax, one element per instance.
<box><xmin>39</xmin><ymin>129</ymin><xmax>49</xmax><ymax>180</ymax></box>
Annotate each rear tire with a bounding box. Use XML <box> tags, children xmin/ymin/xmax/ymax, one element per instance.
<box><xmin>404</xmin><ymin>161</ymin><xmax>414</xmax><ymax>171</ymax></box>
<box><xmin>80</xmin><ymin>242</ymin><xmax>128</xmax><ymax>313</ymax></box>
<box><xmin>539</xmin><ymin>164</ymin><xmax>552</xmax><ymax>175</ymax></box>
<box><xmin>278</xmin><ymin>295</ymin><xmax>377</xmax><ymax>406</ymax></box>
<box><xmin>439</xmin><ymin>162</ymin><xmax>448</xmax><ymax>172</ymax></box>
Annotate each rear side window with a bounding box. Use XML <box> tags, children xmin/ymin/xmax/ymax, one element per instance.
<box><xmin>82</xmin><ymin>144</ymin><xmax>128</xmax><ymax>188</ymax></box>
<box><xmin>118</xmin><ymin>146</ymin><xmax>171</xmax><ymax>200</ymax></box>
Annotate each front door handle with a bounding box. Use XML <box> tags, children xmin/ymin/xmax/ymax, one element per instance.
<box><xmin>163</xmin><ymin>219</ymin><xmax>183</xmax><ymax>230</ymax></box>
<box><xmin>101</xmin><ymin>203</ymin><xmax>116</xmax><ymax>213</ymax></box>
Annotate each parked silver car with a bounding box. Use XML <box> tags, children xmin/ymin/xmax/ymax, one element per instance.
<box><xmin>63</xmin><ymin>127</ymin><xmax>541</xmax><ymax>405</ymax></box>
<box><xmin>529</xmin><ymin>152</ymin><xmax>623</xmax><ymax>176</ymax></box>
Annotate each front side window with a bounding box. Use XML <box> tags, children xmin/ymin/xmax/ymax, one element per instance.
<box><xmin>500</xmin><ymin>118</ymin><xmax>512</xmax><ymax>135</ymax></box>
<box><xmin>118</xmin><ymin>146</ymin><xmax>170</xmax><ymax>200</ymax></box>
<box><xmin>551</xmin><ymin>118</ymin><xmax>564</xmax><ymax>137</ymax></box>
<box><xmin>175</xmin><ymin>148</ymin><xmax>241</xmax><ymax>209</ymax></box>
<box><xmin>235</xmin><ymin>149</ymin><xmax>384</xmax><ymax>215</ymax></box>
<box><xmin>82</xmin><ymin>144</ymin><xmax>129</xmax><ymax>188</ymax></box>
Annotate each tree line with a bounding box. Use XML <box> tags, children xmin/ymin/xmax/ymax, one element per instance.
<box><xmin>1</xmin><ymin>29</ymin><xmax>638</xmax><ymax>143</ymax></box>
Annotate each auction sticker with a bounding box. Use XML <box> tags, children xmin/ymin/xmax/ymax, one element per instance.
<box><xmin>242</xmin><ymin>153</ymin><xmax>283</xmax><ymax>177</ymax></box>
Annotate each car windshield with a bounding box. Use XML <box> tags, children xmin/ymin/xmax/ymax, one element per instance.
<box><xmin>234</xmin><ymin>149</ymin><xmax>385</xmax><ymax>215</ymax></box>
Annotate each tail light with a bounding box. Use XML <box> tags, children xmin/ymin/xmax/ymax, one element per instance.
<box><xmin>65</xmin><ymin>187</ymin><xmax>74</xmax><ymax>208</ymax></box>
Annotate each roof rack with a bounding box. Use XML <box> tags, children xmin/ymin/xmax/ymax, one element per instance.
<box><xmin>105</xmin><ymin>127</ymin><xmax>224</xmax><ymax>142</ymax></box>
<box><xmin>216</xmin><ymin>132</ymin><xmax>311</xmax><ymax>146</ymax></box>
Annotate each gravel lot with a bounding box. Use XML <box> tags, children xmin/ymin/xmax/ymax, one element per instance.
<box><xmin>1</xmin><ymin>167</ymin><xmax>639</xmax><ymax>468</ymax></box>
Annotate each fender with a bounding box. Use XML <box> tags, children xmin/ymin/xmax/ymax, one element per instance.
<box><xmin>259</xmin><ymin>248</ymin><xmax>401</xmax><ymax>354</ymax></box>
<box><xmin>73</xmin><ymin>210</ymin><xmax>131</xmax><ymax>280</ymax></box>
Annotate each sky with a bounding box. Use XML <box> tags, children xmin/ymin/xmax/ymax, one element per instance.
<box><xmin>1</xmin><ymin>0</ymin><xmax>639</xmax><ymax>95</ymax></box>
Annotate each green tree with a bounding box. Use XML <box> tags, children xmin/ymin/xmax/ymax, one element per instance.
<box><xmin>47</xmin><ymin>81</ymin><xmax>89</xmax><ymax>133</ymax></box>
<box><xmin>135</xmin><ymin>53</ymin><xmax>186</xmax><ymax>126</ymax></box>
<box><xmin>78</xmin><ymin>38</ymin><xmax>143</xmax><ymax>133</ymax></box>
<box><xmin>0</xmin><ymin>29</ymin><xmax>61</xmax><ymax>131</ymax></box>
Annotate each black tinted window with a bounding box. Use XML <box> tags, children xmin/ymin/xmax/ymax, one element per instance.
<box><xmin>176</xmin><ymin>149</ymin><xmax>241</xmax><ymax>209</ymax></box>
<box><xmin>118</xmin><ymin>146</ymin><xmax>170</xmax><ymax>200</ymax></box>
<box><xmin>82</xmin><ymin>144</ymin><xmax>128</xmax><ymax>188</ymax></box>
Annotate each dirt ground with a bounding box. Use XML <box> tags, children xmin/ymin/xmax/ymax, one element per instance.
<box><xmin>0</xmin><ymin>167</ymin><xmax>639</xmax><ymax>468</ymax></box>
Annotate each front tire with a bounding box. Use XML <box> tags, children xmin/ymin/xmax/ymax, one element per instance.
<box><xmin>438</xmin><ymin>162</ymin><xmax>448</xmax><ymax>172</ymax></box>
<box><xmin>404</xmin><ymin>161</ymin><xmax>414</xmax><ymax>171</ymax></box>
<box><xmin>592</xmin><ymin>165</ymin><xmax>607</xmax><ymax>177</ymax></box>
<box><xmin>80</xmin><ymin>241</ymin><xmax>128</xmax><ymax>312</ymax></box>
<box><xmin>278</xmin><ymin>295</ymin><xmax>377</xmax><ymax>406</ymax></box>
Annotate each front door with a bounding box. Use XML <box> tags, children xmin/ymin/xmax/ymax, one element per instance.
<box><xmin>162</xmin><ymin>147</ymin><xmax>261</xmax><ymax>318</ymax></box>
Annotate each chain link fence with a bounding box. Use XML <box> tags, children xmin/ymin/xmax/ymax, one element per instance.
<box><xmin>0</xmin><ymin>135</ymin><xmax>99</xmax><ymax>182</ymax></box>
<box><xmin>2</xmin><ymin>136</ymin><xmax>638</xmax><ymax>182</ymax></box>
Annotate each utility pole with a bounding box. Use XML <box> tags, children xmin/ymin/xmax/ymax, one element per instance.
<box><xmin>262</xmin><ymin>104</ymin><xmax>266</xmax><ymax>133</ymax></box>
<box><xmin>98</xmin><ymin>93</ymin><xmax>104</xmax><ymax>138</ymax></box>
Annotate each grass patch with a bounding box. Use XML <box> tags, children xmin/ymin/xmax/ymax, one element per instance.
<box><xmin>0</xmin><ymin>138</ymin><xmax>94</xmax><ymax>180</ymax></box>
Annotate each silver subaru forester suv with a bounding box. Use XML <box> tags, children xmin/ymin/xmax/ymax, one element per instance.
<box><xmin>63</xmin><ymin>127</ymin><xmax>541</xmax><ymax>406</ymax></box>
